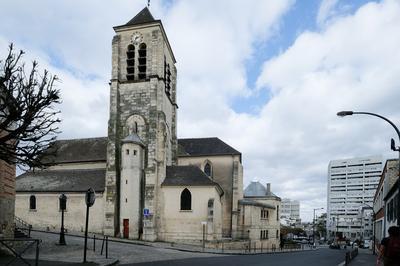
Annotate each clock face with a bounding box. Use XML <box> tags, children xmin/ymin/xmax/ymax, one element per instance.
<box><xmin>132</xmin><ymin>33</ymin><xmax>143</xmax><ymax>44</ymax></box>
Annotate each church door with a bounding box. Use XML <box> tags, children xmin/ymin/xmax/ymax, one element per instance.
<box><xmin>123</xmin><ymin>219</ymin><xmax>129</xmax><ymax>239</ymax></box>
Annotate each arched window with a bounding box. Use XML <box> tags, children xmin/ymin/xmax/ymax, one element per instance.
<box><xmin>180</xmin><ymin>188</ymin><xmax>191</xmax><ymax>210</ymax></box>
<box><xmin>138</xmin><ymin>43</ymin><xmax>147</xmax><ymax>79</ymax></box>
<box><xmin>29</xmin><ymin>195</ymin><xmax>36</xmax><ymax>210</ymax></box>
<box><xmin>126</xmin><ymin>44</ymin><xmax>135</xmax><ymax>80</ymax></box>
<box><xmin>204</xmin><ymin>162</ymin><xmax>212</xmax><ymax>177</ymax></box>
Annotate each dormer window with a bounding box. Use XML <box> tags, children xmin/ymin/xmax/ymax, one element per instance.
<box><xmin>138</xmin><ymin>43</ymin><xmax>147</xmax><ymax>79</ymax></box>
<box><xmin>126</xmin><ymin>44</ymin><xmax>135</xmax><ymax>80</ymax></box>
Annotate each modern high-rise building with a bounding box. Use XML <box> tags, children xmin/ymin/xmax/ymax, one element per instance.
<box><xmin>280</xmin><ymin>198</ymin><xmax>300</xmax><ymax>226</ymax></box>
<box><xmin>327</xmin><ymin>156</ymin><xmax>383</xmax><ymax>240</ymax></box>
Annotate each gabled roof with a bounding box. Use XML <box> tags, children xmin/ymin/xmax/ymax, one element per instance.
<box><xmin>244</xmin><ymin>181</ymin><xmax>279</xmax><ymax>198</ymax></box>
<box><xmin>125</xmin><ymin>7</ymin><xmax>155</xmax><ymax>26</ymax></box>
<box><xmin>41</xmin><ymin>137</ymin><xmax>107</xmax><ymax>164</ymax></box>
<box><xmin>178</xmin><ymin>137</ymin><xmax>241</xmax><ymax>157</ymax></box>
<box><xmin>16</xmin><ymin>169</ymin><xmax>106</xmax><ymax>192</ymax></box>
<box><xmin>162</xmin><ymin>165</ymin><xmax>224</xmax><ymax>196</ymax></box>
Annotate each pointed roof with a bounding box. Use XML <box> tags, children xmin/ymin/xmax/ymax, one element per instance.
<box><xmin>122</xmin><ymin>133</ymin><xmax>145</xmax><ymax>147</ymax></box>
<box><xmin>244</xmin><ymin>181</ymin><xmax>279</xmax><ymax>198</ymax></box>
<box><xmin>125</xmin><ymin>7</ymin><xmax>155</xmax><ymax>26</ymax></box>
<box><xmin>162</xmin><ymin>165</ymin><xmax>224</xmax><ymax>196</ymax></box>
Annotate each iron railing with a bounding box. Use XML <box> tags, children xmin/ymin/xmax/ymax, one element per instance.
<box><xmin>14</xmin><ymin>216</ymin><xmax>32</xmax><ymax>238</ymax></box>
<box><xmin>0</xmin><ymin>238</ymin><xmax>41</xmax><ymax>266</ymax></box>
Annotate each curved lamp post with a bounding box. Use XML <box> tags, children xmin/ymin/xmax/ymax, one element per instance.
<box><xmin>337</xmin><ymin>111</ymin><xmax>400</xmax><ymax>228</ymax></box>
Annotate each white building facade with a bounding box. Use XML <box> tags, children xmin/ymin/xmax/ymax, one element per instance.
<box><xmin>327</xmin><ymin>156</ymin><xmax>383</xmax><ymax>240</ymax></box>
<box><xmin>280</xmin><ymin>198</ymin><xmax>300</xmax><ymax>226</ymax></box>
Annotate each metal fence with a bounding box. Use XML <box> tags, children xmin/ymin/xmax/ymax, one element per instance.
<box><xmin>0</xmin><ymin>238</ymin><xmax>41</xmax><ymax>266</ymax></box>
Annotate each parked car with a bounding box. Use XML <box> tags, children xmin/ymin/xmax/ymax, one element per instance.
<box><xmin>329</xmin><ymin>243</ymin><xmax>341</xmax><ymax>249</ymax></box>
<box><xmin>363</xmin><ymin>240</ymin><xmax>371</xmax><ymax>249</ymax></box>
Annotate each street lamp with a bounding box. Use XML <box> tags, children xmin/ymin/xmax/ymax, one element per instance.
<box><xmin>337</xmin><ymin>110</ymin><xmax>400</xmax><ymax>227</ymax></box>
<box><xmin>313</xmin><ymin>207</ymin><xmax>324</xmax><ymax>246</ymax></box>
<box><xmin>59</xmin><ymin>193</ymin><xmax>67</xmax><ymax>245</ymax></box>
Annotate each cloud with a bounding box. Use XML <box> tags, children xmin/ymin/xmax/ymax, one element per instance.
<box><xmin>3</xmin><ymin>0</ymin><xmax>398</xmax><ymax>222</ymax></box>
<box><xmin>254</xmin><ymin>0</ymin><xmax>400</xmax><ymax>219</ymax></box>
<box><xmin>317</xmin><ymin>0</ymin><xmax>340</xmax><ymax>26</ymax></box>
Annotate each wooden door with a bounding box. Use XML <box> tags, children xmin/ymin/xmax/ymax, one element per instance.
<box><xmin>123</xmin><ymin>219</ymin><xmax>129</xmax><ymax>239</ymax></box>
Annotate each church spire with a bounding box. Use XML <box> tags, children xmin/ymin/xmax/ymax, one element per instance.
<box><xmin>125</xmin><ymin>7</ymin><xmax>155</xmax><ymax>26</ymax></box>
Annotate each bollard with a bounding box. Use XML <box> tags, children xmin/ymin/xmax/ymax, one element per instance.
<box><xmin>93</xmin><ymin>235</ymin><xmax>96</xmax><ymax>251</ymax></box>
<box><xmin>106</xmin><ymin>236</ymin><xmax>108</xmax><ymax>258</ymax></box>
<box><xmin>35</xmin><ymin>239</ymin><xmax>39</xmax><ymax>266</ymax></box>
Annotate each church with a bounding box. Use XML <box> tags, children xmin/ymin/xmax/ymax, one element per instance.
<box><xmin>15</xmin><ymin>7</ymin><xmax>281</xmax><ymax>249</ymax></box>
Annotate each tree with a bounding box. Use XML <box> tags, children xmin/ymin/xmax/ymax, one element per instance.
<box><xmin>0</xmin><ymin>44</ymin><xmax>61</xmax><ymax>168</ymax></box>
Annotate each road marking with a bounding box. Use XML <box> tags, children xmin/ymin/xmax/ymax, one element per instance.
<box><xmin>337</xmin><ymin>261</ymin><xmax>345</xmax><ymax>266</ymax></box>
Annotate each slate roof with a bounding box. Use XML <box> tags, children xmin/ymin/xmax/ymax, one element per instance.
<box><xmin>41</xmin><ymin>137</ymin><xmax>107</xmax><ymax>164</ymax></box>
<box><xmin>125</xmin><ymin>7</ymin><xmax>156</xmax><ymax>26</ymax></box>
<box><xmin>162</xmin><ymin>166</ymin><xmax>224</xmax><ymax>196</ymax></box>
<box><xmin>244</xmin><ymin>181</ymin><xmax>279</xmax><ymax>198</ymax></box>
<box><xmin>178</xmin><ymin>138</ymin><xmax>241</xmax><ymax>157</ymax></box>
<box><xmin>238</xmin><ymin>199</ymin><xmax>276</xmax><ymax>210</ymax></box>
<box><xmin>39</xmin><ymin>136</ymin><xmax>240</xmax><ymax>164</ymax></box>
<box><xmin>16</xmin><ymin>169</ymin><xmax>106</xmax><ymax>192</ymax></box>
<box><xmin>122</xmin><ymin>133</ymin><xmax>145</xmax><ymax>147</ymax></box>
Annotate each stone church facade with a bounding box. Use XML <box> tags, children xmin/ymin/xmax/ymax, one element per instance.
<box><xmin>15</xmin><ymin>7</ymin><xmax>281</xmax><ymax>248</ymax></box>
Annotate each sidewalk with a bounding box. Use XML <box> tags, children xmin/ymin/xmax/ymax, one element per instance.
<box><xmin>349</xmin><ymin>248</ymin><xmax>376</xmax><ymax>266</ymax></box>
<box><xmin>0</xmin><ymin>231</ymin><xmax>119</xmax><ymax>266</ymax></box>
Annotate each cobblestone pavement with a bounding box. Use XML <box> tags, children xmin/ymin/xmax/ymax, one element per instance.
<box><xmin>13</xmin><ymin>231</ymin><xmax>223</xmax><ymax>265</ymax></box>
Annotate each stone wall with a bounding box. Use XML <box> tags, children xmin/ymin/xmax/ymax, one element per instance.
<box><xmin>237</xmin><ymin>201</ymin><xmax>281</xmax><ymax>248</ymax></box>
<box><xmin>178</xmin><ymin>154</ymin><xmax>243</xmax><ymax>237</ymax></box>
<box><xmin>15</xmin><ymin>192</ymin><xmax>105</xmax><ymax>234</ymax></box>
<box><xmin>105</xmin><ymin>20</ymin><xmax>177</xmax><ymax>241</ymax></box>
<box><xmin>0</xmin><ymin>160</ymin><xmax>15</xmax><ymax>237</ymax></box>
<box><xmin>160</xmin><ymin>186</ymin><xmax>223</xmax><ymax>243</ymax></box>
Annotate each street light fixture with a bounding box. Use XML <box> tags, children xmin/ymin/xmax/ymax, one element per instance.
<box><xmin>337</xmin><ymin>110</ymin><xmax>400</xmax><ymax>227</ymax></box>
<box><xmin>313</xmin><ymin>207</ymin><xmax>324</xmax><ymax>246</ymax></box>
<box><xmin>59</xmin><ymin>193</ymin><xmax>67</xmax><ymax>245</ymax></box>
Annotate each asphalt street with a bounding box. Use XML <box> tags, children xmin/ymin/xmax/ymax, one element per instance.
<box><xmin>1</xmin><ymin>231</ymin><xmax>360</xmax><ymax>266</ymax></box>
<box><xmin>123</xmin><ymin>248</ymin><xmax>348</xmax><ymax>266</ymax></box>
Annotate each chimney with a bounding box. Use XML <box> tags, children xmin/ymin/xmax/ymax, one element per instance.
<box><xmin>266</xmin><ymin>183</ymin><xmax>271</xmax><ymax>194</ymax></box>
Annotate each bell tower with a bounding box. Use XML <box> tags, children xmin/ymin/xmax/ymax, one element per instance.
<box><xmin>104</xmin><ymin>7</ymin><xmax>177</xmax><ymax>241</ymax></box>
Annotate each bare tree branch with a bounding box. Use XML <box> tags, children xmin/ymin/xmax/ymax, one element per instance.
<box><xmin>0</xmin><ymin>43</ymin><xmax>61</xmax><ymax>169</ymax></box>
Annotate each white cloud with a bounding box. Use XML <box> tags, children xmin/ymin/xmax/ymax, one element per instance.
<box><xmin>254</xmin><ymin>0</ymin><xmax>400</xmax><ymax>220</ymax></box>
<box><xmin>3</xmin><ymin>0</ymin><xmax>399</xmax><ymax>222</ymax></box>
<box><xmin>317</xmin><ymin>0</ymin><xmax>340</xmax><ymax>26</ymax></box>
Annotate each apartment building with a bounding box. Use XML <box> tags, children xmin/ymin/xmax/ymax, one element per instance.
<box><xmin>280</xmin><ymin>198</ymin><xmax>300</xmax><ymax>226</ymax></box>
<box><xmin>327</xmin><ymin>156</ymin><xmax>383</xmax><ymax>240</ymax></box>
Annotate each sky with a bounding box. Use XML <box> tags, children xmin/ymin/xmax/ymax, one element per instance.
<box><xmin>1</xmin><ymin>0</ymin><xmax>400</xmax><ymax>222</ymax></box>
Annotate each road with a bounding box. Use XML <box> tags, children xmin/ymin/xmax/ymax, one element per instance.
<box><xmin>122</xmin><ymin>248</ymin><xmax>348</xmax><ymax>266</ymax></box>
<box><xmin>2</xmin><ymin>231</ymin><xmax>352</xmax><ymax>266</ymax></box>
